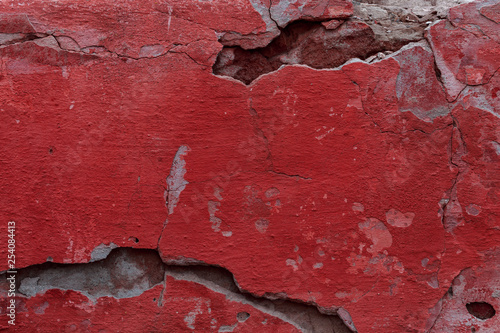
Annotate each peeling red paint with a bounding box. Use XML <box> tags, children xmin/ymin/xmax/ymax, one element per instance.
<box><xmin>0</xmin><ymin>0</ymin><xmax>499</xmax><ymax>332</ymax></box>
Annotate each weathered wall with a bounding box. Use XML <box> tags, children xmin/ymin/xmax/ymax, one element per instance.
<box><xmin>0</xmin><ymin>0</ymin><xmax>499</xmax><ymax>332</ymax></box>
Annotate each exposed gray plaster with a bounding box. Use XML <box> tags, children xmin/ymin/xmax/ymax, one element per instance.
<box><xmin>166</xmin><ymin>145</ymin><xmax>191</xmax><ymax>215</ymax></box>
<box><xmin>90</xmin><ymin>242</ymin><xmax>118</xmax><ymax>262</ymax></box>
<box><xmin>3</xmin><ymin>248</ymin><xmax>353</xmax><ymax>333</ymax></box>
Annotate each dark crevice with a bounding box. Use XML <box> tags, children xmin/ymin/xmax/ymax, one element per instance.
<box><xmin>0</xmin><ymin>32</ymin><xmax>181</xmax><ymax>62</ymax></box>
<box><xmin>213</xmin><ymin>15</ymin><xmax>433</xmax><ymax>84</ymax></box>
<box><xmin>2</xmin><ymin>247</ymin><xmax>353</xmax><ymax>333</ymax></box>
<box><xmin>431</xmin><ymin>48</ymin><xmax>443</xmax><ymax>84</ymax></box>
<box><xmin>7</xmin><ymin>248</ymin><xmax>165</xmax><ymax>301</ymax></box>
<box><xmin>466</xmin><ymin>302</ymin><xmax>496</xmax><ymax>320</ymax></box>
<box><xmin>268</xmin><ymin>170</ymin><xmax>312</xmax><ymax>180</ymax></box>
<box><xmin>268</xmin><ymin>0</ymin><xmax>279</xmax><ymax>28</ymax></box>
<box><xmin>0</xmin><ymin>32</ymin><xmax>49</xmax><ymax>47</ymax></box>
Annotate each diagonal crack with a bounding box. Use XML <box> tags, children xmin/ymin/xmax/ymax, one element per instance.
<box><xmin>425</xmin><ymin>266</ymin><xmax>472</xmax><ymax>333</ymax></box>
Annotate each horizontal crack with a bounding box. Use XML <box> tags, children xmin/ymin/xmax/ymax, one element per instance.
<box><xmin>269</xmin><ymin>170</ymin><xmax>312</xmax><ymax>180</ymax></box>
<box><xmin>0</xmin><ymin>33</ymin><xmax>201</xmax><ymax>64</ymax></box>
<box><xmin>2</xmin><ymin>247</ymin><xmax>353</xmax><ymax>333</ymax></box>
<box><xmin>213</xmin><ymin>2</ymin><xmax>445</xmax><ymax>85</ymax></box>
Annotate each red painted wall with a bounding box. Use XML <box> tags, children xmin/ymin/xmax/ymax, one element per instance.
<box><xmin>1</xmin><ymin>0</ymin><xmax>499</xmax><ymax>332</ymax></box>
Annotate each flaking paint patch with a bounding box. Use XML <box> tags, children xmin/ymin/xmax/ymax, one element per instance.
<box><xmin>465</xmin><ymin>204</ymin><xmax>482</xmax><ymax>216</ymax></box>
<box><xmin>184</xmin><ymin>302</ymin><xmax>203</xmax><ymax>330</ymax></box>
<box><xmin>358</xmin><ymin>218</ymin><xmax>393</xmax><ymax>254</ymax></box>
<box><xmin>34</xmin><ymin>301</ymin><xmax>49</xmax><ymax>314</ymax></box>
<box><xmin>313</xmin><ymin>262</ymin><xmax>323</xmax><ymax>269</ymax></box>
<box><xmin>90</xmin><ymin>242</ymin><xmax>118</xmax><ymax>262</ymax></box>
<box><xmin>17</xmin><ymin>248</ymin><xmax>165</xmax><ymax>302</ymax></box>
<box><xmin>3</xmin><ymin>1</ymin><xmax>496</xmax><ymax>331</ymax></box>
<box><xmin>208</xmin><ymin>200</ymin><xmax>222</xmax><ymax>232</ymax></box>
<box><xmin>166</xmin><ymin>145</ymin><xmax>191</xmax><ymax>215</ymax></box>
<box><xmin>385</xmin><ymin>209</ymin><xmax>415</xmax><ymax>228</ymax></box>
<box><xmin>219</xmin><ymin>323</ymin><xmax>238</xmax><ymax>332</ymax></box>
<box><xmin>394</xmin><ymin>42</ymin><xmax>451</xmax><ymax>120</ymax></box>
<box><xmin>224</xmin><ymin>0</ymin><xmax>280</xmax><ymax>49</ymax></box>
<box><xmin>286</xmin><ymin>259</ymin><xmax>299</xmax><ymax>271</ymax></box>
<box><xmin>352</xmin><ymin>202</ymin><xmax>364</xmax><ymax>212</ymax></box>
<box><xmin>255</xmin><ymin>218</ymin><xmax>269</xmax><ymax>233</ymax></box>
<box><xmin>337</xmin><ymin>307</ymin><xmax>357</xmax><ymax>332</ymax></box>
<box><xmin>429</xmin><ymin>250</ymin><xmax>500</xmax><ymax>331</ymax></box>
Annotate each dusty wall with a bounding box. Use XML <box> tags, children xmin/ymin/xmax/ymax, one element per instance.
<box><xmin>0</xmin><ymin>0</ymin><xmax>499</xmax><ymax>332</ymax></box>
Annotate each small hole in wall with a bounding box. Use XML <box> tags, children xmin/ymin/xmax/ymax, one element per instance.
<box><xmin>466</xmin><ymin>302</ymin><xmax>496</xmax><ymax>320</ymax></box>
<box><xmin>237</xmin><ymin>312</ymin><xmax>250</xmax><ymax>322</ymax></box>
<box><xmin>471</xmin><ymin>327</ymin><xmax>476</xmax><ymax>333</ymax></box>
<box><xmin>153</xmin><ymin>298</ymin><xmax>156</xmax><ymax>302</ymax></box>
<box><xmin>129</xmin><ymin>237</ymin><xmax>139</xmax><ymax>243</ymax></box>
<box><xmin>48</xmin><ymin>147</ymin><xmax>54</xmax><ymax>154</ymax></box>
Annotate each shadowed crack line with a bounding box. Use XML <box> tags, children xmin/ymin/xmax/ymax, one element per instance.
<box><xmin>1</xmin><ymin>247</ymin><xmax>353</xmax><ymax>333</ymax></box>
<box><xmin>269</xmin><ymin>170</ymin><xmax>312</xmax><ymax>180</ymax></box>
<box><xmin>0</xmin><ymin>32</ymin><xmax>200</xmax><ymax>64</ymax></box>
<box><xmin>213</xmin><ymin>1</ymin><xmax>447</xmax><ymax>85</ymax></box>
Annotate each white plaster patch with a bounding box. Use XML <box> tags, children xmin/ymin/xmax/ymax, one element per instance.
<box><xmin>313</xmin><ymin>262</ymin><xmax>324</xmax><ymax>269</ymax></box>
<box><xmin>166</xmin><ymin>145</ymin><xmax>191</xmax><ymax>215</ymax></box>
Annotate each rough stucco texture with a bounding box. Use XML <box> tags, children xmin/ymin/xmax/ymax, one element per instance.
<box><xmin>0</xmin><ymin>0</ymin><xmax>499</xmax><ymax>332</ymax></box>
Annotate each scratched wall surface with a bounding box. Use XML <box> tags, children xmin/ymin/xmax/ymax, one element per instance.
<box><xmin>0</xmin><ymin>0</ymin><xmax>499</xmax><ymax>332</ymax></box>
